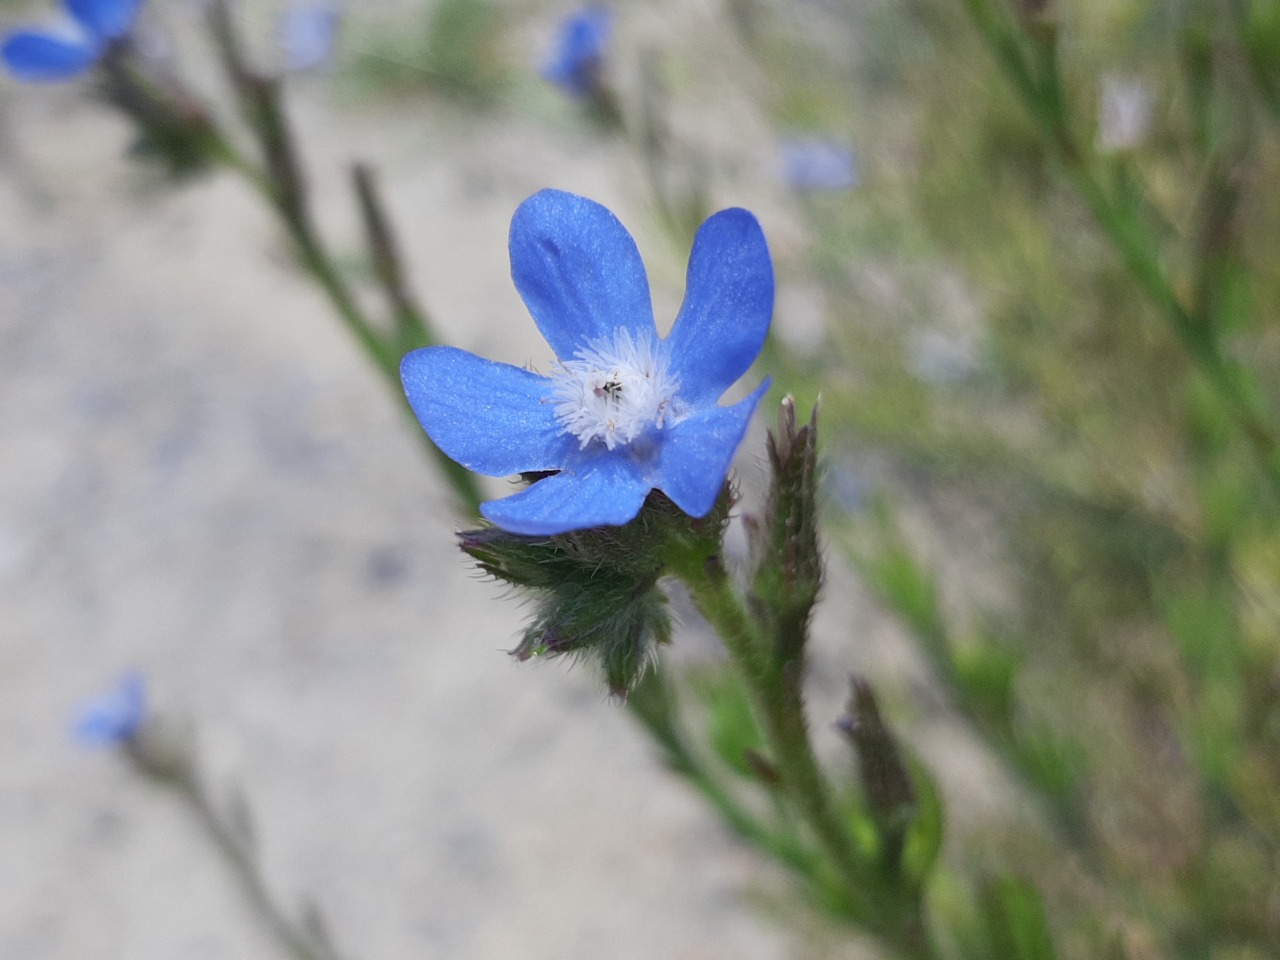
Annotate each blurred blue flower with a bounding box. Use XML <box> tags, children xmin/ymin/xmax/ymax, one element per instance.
<box><xmin>541</xmin><ymin>5</ymin><xmax>611</xmax><ymax>98</ymax></box>
<box><xmin>1</xmin><ymin>0</ymin><xmax>143</xmax><ymax>82</ymax></box>
<box><xmin>780</xmin><ymin>138</ymin><xmax>858</xmax><ymax>193</ymax></box>
<box><xmin>401</xmin><ymin>189</ymin><xmax>773</xmax><ymax>536</ymax></box>
<box><xmin>72</xmin><ymin>671</ymin><xmax>146</xmax><ymax>747</ymax></box>
<box><xmin>278</xmin><ymin>2</ymin><xmax>340</xmax><ymax>73</ymax></box>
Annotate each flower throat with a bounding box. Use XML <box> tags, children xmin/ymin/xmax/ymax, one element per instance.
<box><xmin>549</xmin><ymin>329</ymin><xmax>680</xmax><ymax>451</ymax></box>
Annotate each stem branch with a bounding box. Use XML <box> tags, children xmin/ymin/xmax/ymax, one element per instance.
<box><xmin>674</xmin><ymin>556</ymin><xmax>935</xmax><ymax>960</ymax></box>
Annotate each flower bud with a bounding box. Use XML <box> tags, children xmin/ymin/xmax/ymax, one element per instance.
<box><xmin>750</xmin><ymin>396</ymin><xmax>823</xmax><ymax>667</ymax></box>
<box><xmin>838</xmin><ymin>677</ymin><xmax>916</xmax><ymax>873</ymax></box>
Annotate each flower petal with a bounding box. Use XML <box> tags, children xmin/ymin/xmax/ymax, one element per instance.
<box><xmin>664</xmin><ymin>208</ymin><xmax>773</xmax><ymax>406</ymax></box>
<box><xmin>1</xmin><ymin>30</ymin><xmax>98</xmax><ymax>81</ymax></box>
<box><xmin>654</xmin><ymin>379</ymin><xmax>771</xmax><ymax>517</ymax></box>
<box><xmin>481</xmin><ymin>451</ymin><xmax>650</xmax><ymax>535</ymax></box>
<box><xmin>509</xmin><ymin>189</ymin><xmax>656</xmax><ymax>360</ymax></box>
<box><xmin>67</xmin><ymin>0</ymin><xmax>141</xmax><ymax>40</ymax></box>
<box><xmin>401</xmin><ymin>346</ymin><xmax>575</xmax><ymax>477</ymax></box>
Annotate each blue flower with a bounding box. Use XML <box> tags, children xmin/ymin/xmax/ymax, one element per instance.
<box><xmin>780</xmin><ymin>138</ymin><xmax>859</xmax><ymax>193</ymax></box>
<box><xmin>1</xmin><ymin>0</ymin><xmax>143</xmax><ymax>82</ymax></box>
<box><xmin>72</xmin><ymin>671</ymin><xmax>146</xmax><ymax>747</ymax></box>
<box><xmin>401</xmin><ymin>189</ymin><xmax>773</xmax><ymax>536</ymax></box>
<box><xmin>278</xmin><ymin>2</ymin><xmax>340</xmax><ymax>73</ymax></box>
<box><xmin>541</xmin><ymin>5</ymin><xmax>611</xmax><ymax>98</ymax></box>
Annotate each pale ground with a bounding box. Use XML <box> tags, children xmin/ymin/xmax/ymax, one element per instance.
<box><xmin>0</xmin><ymin>4</ymin><xmax>1000</xmax><ymax>959</ymax></box>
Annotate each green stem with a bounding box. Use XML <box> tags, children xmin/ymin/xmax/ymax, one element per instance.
<box><xmin>126</xmin><ymin>744</ymin><xmax>338</xmax><ymax>960</ymax></box>
<box><xmin>197</xmin><ymin>5</ymin><xmax>484</xmax><ymax>514</ymax></box>
<box><xmin>211</xmin><ymin>129</ymin><xmax>481</xmax><ymax>511</ymax></box>
<box><xmin>1068</xmin><ymin>169</ymin><xmax>1280</xmax><ymax>485</ymax></box>
<box><xmin>282</xmin><ymin>190</ymin><xmax>484</xmax><ymax>515</ymax></box>
<box><xmin>183</xmin><ymin>783</ymin><xmax>332</xmax><ymax>960</ymax></box>
<box><xmin>350</xmin><ymin>163</ymin><xmax>432</xmax><ymax>345</ymax></box>
<box><xmin>674</xmin><ymin>555</ymin><xmax>936</xmax><ymax>960</ymax></box>
<box><xmin>1227</xmin><ymin>0</ymin><xmax>1280</xmax><ymax>126</ymax></box>
<box><xmin>626</xmin><ymin>668</ymin><xmax>816</xmax><ymax>879</ymax></box>
<box><xmin>686</xmin><ymin>563</ymin><xmax>852</xmax><ymax>877</ymax></box>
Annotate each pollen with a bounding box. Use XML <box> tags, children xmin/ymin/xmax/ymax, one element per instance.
<box><xmin>548</xmin><ymin>329</ymin><xmax>681</xmax><ymax>451</ymax></box>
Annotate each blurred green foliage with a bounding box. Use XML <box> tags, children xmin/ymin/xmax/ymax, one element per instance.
<box><xmin>343</xmin><ymin>0</ymin><xmax>508</xmax><ymax>103</ymax></box>
<box><xmin>41</xmin><ymin>0</ymin><xmax>1279</xmax><ymax>955</ymax></box>
<box><xmin>745</xmin><ymin>0</ymin><xmax>1280</xmax><ymax>956</ymax></box>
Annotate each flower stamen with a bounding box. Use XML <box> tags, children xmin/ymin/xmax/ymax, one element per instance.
<box><xmin>549</xmin><ymin>329</ymin><xmax>680</xmax><ymax>451</ymax></box>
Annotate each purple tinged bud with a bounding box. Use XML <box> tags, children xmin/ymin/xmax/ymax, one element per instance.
<box><xmin>839</xmin><ymin>677</ymin><xmax>915</xmax><ymax>827</ymax></box>
<box><xmin>750</xmin><ymin>396</ymin><xmax>823</xmax><ymax>667</ymax></box>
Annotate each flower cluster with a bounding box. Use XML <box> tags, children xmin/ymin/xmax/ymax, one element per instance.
<box><xmin>1</xmin><ymin>0</ymin><xmax>142</xmax><ymax>82</ymax></box>
<box><xmin>401</xmin><ymin>189</ymin><xmax>773</xmax><ymax>536</ymax></box>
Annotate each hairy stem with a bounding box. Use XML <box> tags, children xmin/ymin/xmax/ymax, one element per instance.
<box><xmin>673</xmin><ymin>554</ymin><xmax>936</xmax><ymax>960</ymax></box>
<box><xmin>627</xmin><ymin>666</ymin><xmax>817</xmax><ymax>878</ymax></box>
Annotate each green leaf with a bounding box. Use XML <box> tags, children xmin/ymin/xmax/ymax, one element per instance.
<box><xmin>952</xmin><ymin>636</ymin><xmax>1020</xmax><ymax>732</ymax></box>
<box><xmin>1012</xmin><ymin>721</ymin><xmax>1085</xmax><ymax>811</ymax></box>
<box><xmin>688</xmin><ymin>666</ymin><xmax>767</xmax><ymax>780</ymax></box>
<box><xmin>901</xmin><ymin>755</ymin><xmax>945</xmax><ymax>887</ymax></box>
<box><xmin>981</xmin><ymin>875</ymin><xmax>1058</xmax><ymax>960</ymax></box>
<box><xmin>1157</xmin><ymin>577</ymin><xmax>1241</xmax><ymax>682</ymax></box>
<box><xmin>854</xmin><ymin>501</ymin><xmax>948</xmax><ymax>663</ymax></box>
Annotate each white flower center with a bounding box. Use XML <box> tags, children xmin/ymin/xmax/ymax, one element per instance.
<box><xmin>549</xmin><ymin>329</ymin><xmax>680</xmax><ymax>451</ymax></box>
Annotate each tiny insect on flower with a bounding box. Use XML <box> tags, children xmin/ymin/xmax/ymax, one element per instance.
<box><xmin>1</xmin><ymin>0</ymin><xmax>144</xmax><ymax>82</ymax></box>
<box><xmin>401</xmin><ymin>189</ymin><xmax>773</xmax><ymax>536</ymax></box>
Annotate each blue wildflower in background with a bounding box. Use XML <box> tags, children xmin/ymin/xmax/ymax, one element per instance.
<box><xmin>780</xmin><ymin>137</ymin><xmax>859</xmax><ymax>193</ymax></box>
<box><xmin>278</xmin><ymin>2</ymin><xmax>340</xmax><ymax>73</ymax></box>
<box><xmin>1</xmin><ymin>0</ymin><xmax>143</xmax><ymax>82</ymax></box>
<box><xmin>402</xmin><ymin>189</ymin><xmax>773</xmax><ymax>536</ymax></box>
<box><xmin>72</xmin><ymin>671</ymin><xmax>146</xmax><ymax>747</ymax></box>
<box><xmin>541</xmin><ymin>5</ymin><xmax>611</xmax><ymax>98</ymax></box>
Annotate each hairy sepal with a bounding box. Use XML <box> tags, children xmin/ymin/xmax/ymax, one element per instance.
<box><xmin>459</xmin><ymin>486</ymin><xmax>732</xmax><ymax>696</ymax></box>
